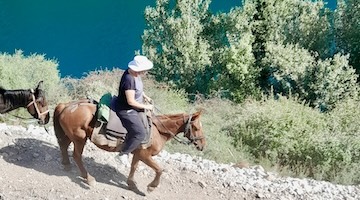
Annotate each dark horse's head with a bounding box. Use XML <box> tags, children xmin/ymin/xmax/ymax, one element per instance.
<box><xmin>26</xmin><ymin>81</ymin><xmax>50</xmax><ymax>125</ymax></box>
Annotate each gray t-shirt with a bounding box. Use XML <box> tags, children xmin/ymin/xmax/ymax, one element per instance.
<box><xmin>134</xmin><ymin>76</ymin><xmax>143</xmax><ymax>103</ymax></box>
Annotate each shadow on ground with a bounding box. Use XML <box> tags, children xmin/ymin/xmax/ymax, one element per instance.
<box><xmin>0</xmin><ymin>138</ymin><xmax>145</xmax><ymax>194</ymax></box>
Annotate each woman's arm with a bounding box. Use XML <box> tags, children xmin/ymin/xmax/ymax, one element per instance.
<box><xmin>125</xmin><ymin>90</ymin><xmax>153</xmax><ymax>110</ymax></box>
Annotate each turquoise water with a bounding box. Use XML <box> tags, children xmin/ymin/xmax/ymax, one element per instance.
<box><xmin>0</xmin><ymin>0</ymin><xmax>335</xmax><ymax>78</ymax></box>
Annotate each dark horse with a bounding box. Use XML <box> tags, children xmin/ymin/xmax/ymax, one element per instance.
<box><xmin>53</xmin><ymin>99</ymin><xmax>206</xmax><ymax>192</ymax></box>
<box><xmin>0</xmin><ymin>81</ymin><xmax>50</xmax><ymax>125</ymax></box>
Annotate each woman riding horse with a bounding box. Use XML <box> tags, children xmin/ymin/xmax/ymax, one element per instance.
<box><xmin>53</xmin><ymin>98</ymin><xmax>206</xmax><ymax>192</ymax></box>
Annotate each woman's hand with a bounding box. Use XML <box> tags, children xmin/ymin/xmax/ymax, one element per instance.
<box><xmin>144</xmin><ymin>104</ymin><xmax>154</xmax><ymax>111</ymax></box>
<box><xmin>144</xmin><ymin>95</ymin><xmax>152</xmax><ymax>103</ymax></box>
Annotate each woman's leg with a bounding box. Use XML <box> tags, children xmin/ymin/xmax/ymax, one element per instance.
<box><xmin>117</xmin><ymin>109</ymin><xmax>146</xmax><ymax>153</ymax></box>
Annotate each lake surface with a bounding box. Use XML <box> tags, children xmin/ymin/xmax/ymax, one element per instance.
<box><xmin>0</xmin><ymin>0</ymin><xmax>336</xmax><ymax>78</ymax></box>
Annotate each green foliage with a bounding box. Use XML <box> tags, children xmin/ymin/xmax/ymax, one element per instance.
<box><xmin>142</xmin><ymin>0</ymin><xmax>213</xmax><ymax>95</ymax></box>
<box><xmin>224</xmin><ymin>96</ymin><xmax>360</xmax><ymax>184</ymax></box>
<box><xmin>209</xmin><ymin>7</ymin><xmax>262</xmax><ymax>102</ymax></box>
<box><xmin>260</xmin><ymin>42</ymin><xmax>359</xmax><ymax>111</ymax></box>
<box><xmin>225</xmin><ymin>96</ymin><xmax>327</xmax><ymax>163</ymax></box>
<box><xmin>61</xmin><ymin>68</ymin><xmax>122</xmax><ymax>101</ymax></box>
<box><xmin>329</xmin><ymin>98</ymin><xmax>360</xmax><ymax>135</ymax></box>
<box><xmin>240</xmin><ymin>0</ymin><xmax>355</xmax><ymax>109</ymax></box>
<box><xmin>142</xmin><ymin>0</ymin><xmax>357</xmax><ymax>109</ymax></box>
<box><xmin>281</xmin><ymin>0</ymin><xmax>332</xmax><ymax>57</ymax></box>
<box><xmin>143</xmin><ymin>79</ymin><xmax>190</xmax><ymax>114</ymax></box>
<box><xmin>245</xmin><ymin>0</ymin><xmax>332</xmax><ymax>56</ymax></box>
<box><xmin>306</xmin><ymin>53</ymin><xmax>359</xmax><ymax>111</ymax></box>
<box><xmin>0</xmin><ymin>50</ymin><xmax>62</xmax><ymax>104</ymax></box>
<box><xmin>334</xmin><ymin>0</ymin><xmax>360</xmax><ymax>74</ymax></box>
<box><xmin>262</xmin><ymin>42</ymin><xmax>315</xmax><ymax>97</ymax></box>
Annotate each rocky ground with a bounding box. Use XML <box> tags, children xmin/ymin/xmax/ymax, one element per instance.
<box><xmin>0</xmin><ymin>123</ymin><xmax>359</xmax><ymax>200</ymax></box>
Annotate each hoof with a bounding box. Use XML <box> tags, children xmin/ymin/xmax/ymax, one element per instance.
<box><xmin>127</xmin><ymin>180</ymin><xmax>137</xmax><ymax>190</ymax></box>
<box><xmin>86</xmin><ymin>174</ymin><xmax>96</xmax><ymax>187</ymax></box>
<box><xmin>88</xmin><ymin>179</ymin><xmax>97</xmax><ymax>187</ymax></box>
<box><xmin>63</xmin><ymin>164</ymin><xmax>71</xmax><ymax>171</ymax></box>
<box><xmin>147</xmin><ymin>186</ymin><xmax>156</xmax><ymax>192</ymax></box>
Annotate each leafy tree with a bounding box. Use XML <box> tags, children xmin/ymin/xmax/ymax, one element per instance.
<box><xmin>142</xmin><ymin>0</ymin><xmax>358</xmax><ymax>108</ymax></box>
<box><xmin>202</xmin><ymin>6</ymin><xmax>261</xmax><ymax>102</ymax></box>
<box><xmin>334</xmin><ymin>0</ymin><xmax>360</xmax><ymax>75</ymax></box>
<box><xmin>261</xmin><ymin>42</ymin><xmax>359</xmax><ymax>111</ymax></box>
<box><xmin>261</xmin><ymin>42</ymin><xmax>315</xmax><ymax>98</ymax></box>
<box><xmin>245</xmin><ymin>0</ymin><xmax>332</xmax><ymax>90</ymax></box>
<box><xmin>142</xmin><ymin>0</ymin><xmax>213</xmax><ymax>95</ymax></box>
<box><xmin>305</xmin><ymin>53</ymin><xmax>359</xmax><ymax>111</ymax></box>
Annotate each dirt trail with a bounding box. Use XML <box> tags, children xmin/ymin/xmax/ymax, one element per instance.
<box><xmin>0</xmin><ymin>124</ymin><xmax>252</xmax><ymax>200</ymax></box>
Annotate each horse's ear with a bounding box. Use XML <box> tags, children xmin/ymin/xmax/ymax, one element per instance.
<box><xmin>35</xmin><ymin>81</ymin><xmax>44</xmax><ymax>90</ymax></box>
<box><xmin>192</xmin><ymin>109</ymin><xmax>203</xmax><ymax>119</ymax></box>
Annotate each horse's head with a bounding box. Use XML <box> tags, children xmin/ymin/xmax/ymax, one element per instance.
<box><xmin>26</xmin><ymin>81</ymin><xmax>50</xmax><ymax>125</ymax></box>
<box><xmin>184</xmin><ymin>111</ymin><xmax>206</xmax><ymax>151</ymax></box>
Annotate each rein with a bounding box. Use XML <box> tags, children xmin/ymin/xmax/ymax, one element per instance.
<box><xmin>152</xmin><ymin>105</ymin><xmax>189</xmax><ymax>144</ymax></box>
<box><xmin>152</xmin><ymin>106</ymin><xmax>202</xmax><ymax>145</ymax></box>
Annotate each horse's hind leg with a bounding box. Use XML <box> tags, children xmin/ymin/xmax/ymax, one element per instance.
<box><xmin>72</xmin><ymin>139</ymin><xmax>96</xmax><ymax>186</ymax></box>
<box><xmin>59</xmin><ymin>136</ymin><xmax>71</xmax><ymax>171</ymax></box>
<box><xmin>54</xmin><ymin>119</ymin><xmax>72</xmax><ymax>170</ymax></box>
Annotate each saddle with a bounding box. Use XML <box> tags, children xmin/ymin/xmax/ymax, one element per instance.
<box><xmin>90</xmin><ymin>95</ymin><xmax>152</xmax><ymax>150</ymax></box>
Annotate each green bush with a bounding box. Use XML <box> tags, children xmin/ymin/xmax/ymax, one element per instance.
<box><xmin>225</xmin><ymin>96</ymin><xmax>327</xmax><ymax>161</ymax></box>
<box><xmin>224</xmin><ymin>95</ymin><xmax>360</xmax><ymax>184</ymax></box>
<box><xmin>0</xmin><ymin>50</ymin><xmax>63</xmax><ymax>104</ymax></box>
<box><xmin>0</xmin><ymin>50</ymin><xmax>66</xmax><ymax>124</ymax></box>
<box><xmin>61</xmin><ymin>68</ymin><xmax>122</xmax><ymax>101</ymax></box>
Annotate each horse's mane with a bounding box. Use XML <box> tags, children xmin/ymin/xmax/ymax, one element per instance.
<box><xmin>156</xmin><ymin>112</ymin><xmax>201</xmax><ymax>119</ymax></box>
<box><xmin>0</xmin><ymin>87</ymin><xmax>5</xmax><ymax>95</ymax></box>
<box><xmin>155</xmin><ymin>113</ymin><xmax>185</xmax><ymax>119</ymax></box>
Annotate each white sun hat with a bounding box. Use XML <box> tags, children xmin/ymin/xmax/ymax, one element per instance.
<box><xmin>128</xmin><ymin>55</ymin><xmax>153</xmax><ymax>72</ymax></box>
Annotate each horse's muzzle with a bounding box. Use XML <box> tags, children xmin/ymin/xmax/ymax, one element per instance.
<box><xmin>38</xmin><ymin>113</ymin><xmax>50</xmax><ymax>125</ymax></box>
<box><xmin>195</xmin><ymin>142</ymin><xmax>204</xmax><ymax>151</ymax></box>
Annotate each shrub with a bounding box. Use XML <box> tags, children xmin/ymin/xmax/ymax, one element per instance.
<box><xmin>61</xmin><ymin>68</ymin><xmax>123</xmax><ymax>101</ymax></box>
<box><xmin>223</xmin><ymin>96</ymin><xmax>360</xmax><ymax>184</ymax></box>
<box><xmin>0</xmin><ymin>50</ymin><xmax>63</xmax><ymax>105</ymax></box>
<box><xmin>0</xmin><ymin>50</ymin><xmax>66</xmax><ymax>124</ymax></box>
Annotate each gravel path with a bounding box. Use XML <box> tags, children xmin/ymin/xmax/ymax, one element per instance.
<box><xmin>0</xmin><ymin>123</ymin><xmax>359</xmax><ymax>200</ymax></box>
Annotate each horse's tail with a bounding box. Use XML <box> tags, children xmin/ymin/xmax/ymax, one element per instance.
<box><xmin>53</xmin><ymin>103</ymin><xmax>70</xmax><ymax>144</ymax></box>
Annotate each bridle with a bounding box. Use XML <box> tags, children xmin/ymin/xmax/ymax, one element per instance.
<box><xmin>26</xmin><ymin>89</ymin><xmax>50</xmax><ymax>120</ymax></box>
<box><xmin>183</xmin><ymin>114</ymin><xmax>205</xmax><ymax>144</ymax></box>
<box><xmin>153</xmin><ymin>113</ymin><xmax>204</xmax><ymax>145</ymax></box>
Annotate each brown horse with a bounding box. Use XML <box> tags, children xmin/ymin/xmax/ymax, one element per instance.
<box><xmin>0</xmin><ymin>81</ymin><xmax>50</xmax><ymax>125</ymax></box>
<box><xmin>53</xmin><ymin>99</ymin><xmax>206</xmax><ymax>192</ymax></box>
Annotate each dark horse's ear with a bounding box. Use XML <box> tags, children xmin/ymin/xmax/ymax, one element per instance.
<box><xmin>35</xmin><ymin>81</ymin><xmax>44</xmax><ymax>90</ymax></box>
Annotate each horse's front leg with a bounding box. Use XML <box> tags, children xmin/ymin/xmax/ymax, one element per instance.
<box><xmin>140</xmin><ymin>154</ymin><xmax>163</xmax><ymax>192</ymax></box>
<box><xmin>127</xmin><ymin>153</ymin><xmax>140</xmax><ymax>190</ymax></box>
<box><xmin>73</xmin><ymin>139</ymin><xmax>96</xmax><ymax>186</ymax></box>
